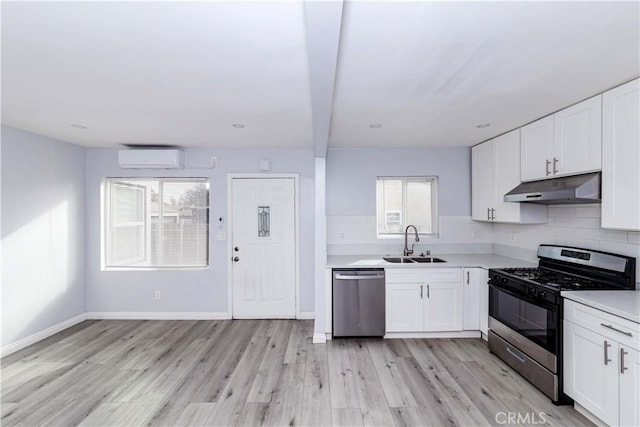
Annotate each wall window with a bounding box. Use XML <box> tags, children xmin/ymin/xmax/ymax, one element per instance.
<box><xmin>376</xmin><ymin>177</ymin><xmax>438</xmax><ymax>236</ymax></box>
<box><xmin>104</xmin><ymin>178</ymin><xmax>209</xmax><ymax>268</ymax></box>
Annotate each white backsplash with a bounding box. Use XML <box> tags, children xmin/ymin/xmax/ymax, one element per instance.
<box><xmin>327</xmin><ymin>206</ymin><xmax>640</xmax><ymax>287</ymax></box>
<box><xmin>493</xmin><ymin>204</ymin><xmax>640</xmax><ymax>286</ymax></box>
<box><xmin>327</xmin><ymin>215</ymin><xmax>493</xmax><ymax>256</ymax></box>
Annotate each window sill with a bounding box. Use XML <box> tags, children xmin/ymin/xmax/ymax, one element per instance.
<box><xmin>102</xmin><ymin>266</ymin><xmax>210</xmax><ymax>272</ymax></box>
<box><xmin>376</xmin><ymin>234</ymin><xmax>439</xmax><ymax>240</ymax></box>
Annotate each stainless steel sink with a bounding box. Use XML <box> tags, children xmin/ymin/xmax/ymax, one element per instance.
<box><xmin>410</xmin><ymin>257</ymin><xmax>446</xmax><ymax>263</ymax></box>
<box><xmin>382</xmin><ymin>257</ymin><xmax>415</xmax><ymax>263</ymax></box>
<box><xmin>383</xmin><ymin>256</ymin><xmax>446</xmax><ymax>263</ymax></box>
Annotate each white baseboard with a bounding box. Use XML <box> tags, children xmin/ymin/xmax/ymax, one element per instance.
<box><xmin>384</xmin><ymin>330</ymin><xmax>482</xmax><ymax>339</ymax></box>
<box><xmin>86</xmin><ymin>312</ymin><xmax>232</xmax><ymax>320</ymax></box>
<box><xmin>299</xmin><ymin>312</ymin><xmax>315</xmax><ymax>320</ymax></box>
<box><xmin>574</xmin><ymin>403</ymin><xmax>606</xmax><ymax>427</ymax></box>
<box><xmin>0</xmin><ymin>313</ymin><xmax>88</xmax><ymax>357</ymax></box>
<box><xmin>312</xmin><ymin>333</ymin><xmax>327</xmax><ymax>344</ymax></box>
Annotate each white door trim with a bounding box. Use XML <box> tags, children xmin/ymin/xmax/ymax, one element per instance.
<box><xmin>227</xmin><ymin>173</ymin><xmax>300</xmax><ymax>319</ymax></box>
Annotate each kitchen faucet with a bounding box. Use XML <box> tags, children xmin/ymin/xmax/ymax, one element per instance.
<box><xmin>403</xmin><ymin>225</ymin><xmax>420</xmax><ymax>256</ymax></box>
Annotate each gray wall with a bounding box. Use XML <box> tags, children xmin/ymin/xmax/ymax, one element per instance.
<box><xmin>326</xmin><ymin>147</ymin><xmax>471</xmax><ymax>216</ymax></box>
<box><xmin>84</xmin><ymin>147</ymin><xmax>315</xmax><ymax>314</ymax></box>
<box><xmin>1</xmin><ymin>126</ymin><xmax>86</xmax><ymax>347</ymax></box>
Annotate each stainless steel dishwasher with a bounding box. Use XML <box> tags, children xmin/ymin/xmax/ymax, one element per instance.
<box><xmin>332</xmin><ymin>269</ymin><xmax>385</xmax><ymax>337</ymax></box>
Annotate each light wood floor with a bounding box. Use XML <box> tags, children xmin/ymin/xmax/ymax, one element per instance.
<box><xmin>1</xmin><ymin>319</ymin><xmax>592</xmax><ymax>426</ymax></box>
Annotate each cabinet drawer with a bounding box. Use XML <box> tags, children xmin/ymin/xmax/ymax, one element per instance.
<box><xmin>564</xmin><ymin>299</ymin><xmax>640</xmax><ymax>351</ymax></box>
<box><xmin>426</xmin><ymin>269</ymin><xmax>463</xmax><ymax>283</ymax></box>
<box><xmin>385</xmin><ymin>269</ymin><xmax>424</xmax><ymax>283</ymax></box>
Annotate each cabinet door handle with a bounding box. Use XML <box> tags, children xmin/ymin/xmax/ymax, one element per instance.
<box><xmin>487</xmin><ymin>208</ymin><xmax>491</xmax><ymax>221</ymax></box>
<box><xmin>427</xmin><ymin>284</ymin><xmax>430</xmax><ymax>299</ymax></box>
<box><xmin>604</xmin><ymin>340</ymin><xmax>611</xmax><ymax>365</ymax></box>
<box><xmin>420</xmin><ymin>284</ymin><xmax>423</xmax><ymax>299</ymax></box>
<box><xmin>491</xmin><ymin>208</ymin><xmax>496</xmax><ymax>220</ymax></box>
<box><xmin>545</xmin><ymin>159</ymin><xmax>551</xmax><ymax>176</ymax></box>
<box><xmin>552</xmin><ymin>157</ymin><xmax>559</xmax><ymax>174</ymax></box>
<box><xmin>466</xmin><ymin>271</ymin><xmax>470</xmax><ymax>285</ymax></box>
<box><xmin>600</xmin><ymin>323</ymin><xmax>633</xmax><ymax>337</ymax></box>
<box><xmin>621</xmin><ymin>348</ymin><xmax>628</xmax><ymax>374</ymax></box>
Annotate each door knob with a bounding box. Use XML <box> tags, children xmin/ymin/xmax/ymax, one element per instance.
<box><xmin>234</xmin><ymin>247</ymin><xmax>239</xmax><ymax>252</ymax></box>
<box><xmin>233</xmin><ymin>256</ymin><xmax>240</xmax><ymax>262</ymax></box>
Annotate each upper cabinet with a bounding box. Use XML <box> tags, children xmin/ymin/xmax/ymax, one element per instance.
<box><xmin>472</xmin><ymin>130</ymin><xmax>547</xmax><ymax>223</ymax></box>
<box><xmin>521</xmin><ymin>95</ymin><xmax>602</xmax><ymax>182</ymax></box>
<box><xmin>602</xmin><ymin>78</ymin><xmax>640</xmax><ymax>231</ymax></box>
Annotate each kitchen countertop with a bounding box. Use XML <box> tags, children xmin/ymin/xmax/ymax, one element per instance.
<box><xmin>561</xmin><ymin>290</ymin><xmax>640</xmax><ymax>324</ymax></box>
<box><xmin>326</xmin><ymin>254</ymin><xmax>536</xmax><ymax>269</ymax></box>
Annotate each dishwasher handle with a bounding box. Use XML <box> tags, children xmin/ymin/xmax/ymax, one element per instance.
<box><xmin>334</xmin><ymin>273</ymin><xmax>385</xmax><ymax>280</ymax></box>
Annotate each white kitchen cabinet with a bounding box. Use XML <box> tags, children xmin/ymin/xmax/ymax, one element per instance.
<box><xmin>521</xmin><ymin>115</ymin><xmax>554</xmax><ymax>182</ymax></box>
<box><xmin>424</xmin><ymin>282</ymin><xmax>463</xmax><ymax>332</ymax></box>
<box><xmin>554</xmin><ymin>95</ymin><xmax>602</xmax><ymax>176</ymax></box>
<box><xmin>564</xmin><ymin>299</ymin><xmax>640</xmax><ymax>426</ymax></box>
<box><xmin>521</xmin><ymin>96</ymin><xmax>602</xmax><ymax>182</ymax></box>
<box><xmin>472</xmin><ymin>130</ymin><xmax>547</xmax><ymax>224</ymax></box>
<box><xmin>619</xmin><ymin>345</ymin><xmax>640</xmax><ymax>427</ymax></box>
<box><xmin>479</xmin><ymin>268</ymin><xmax>489</xmax><ymax>338</ymax></box>
<box><xmin>386</xmin><ymin>268</ymin><xmax>463</xmax><ymax>333</ymax></box>
<box><xmin>602</xmin><ymin>78</ymin><xmax>640</xmax><ymax>231</ymax></box>
<box><xmin>564</xmin><ymin>321</ymin><xmax>619</xmax><ymax>424</ymax></box>
<box><xmin>386</xmin><ymin>283</ymin><xmax>423</xmax><ymax>332</ymax></box>
<box><xmin>462</xmin><ymin>268</ymin><xmax>480</xmax><ymax>331</ymax></box>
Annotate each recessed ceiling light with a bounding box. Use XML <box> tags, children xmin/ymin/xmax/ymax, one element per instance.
<box><xmin>70</xmin><ymin>123</ymin><xmax>88</xmax><ymax>129</ymax></box>
<box><xmin>476</xmin><ymin>123</ymin><xmax>491</xmax><ymax>129</ymax></box>
<box><xmin>369</xmin><ymin>124</ymin><xmax>382</xmax><ymax>129</ymax></box>
<box><xmin>232</xmin><ymin>124</ymin><xmax>245</xmax><ymax>128</ymax></box>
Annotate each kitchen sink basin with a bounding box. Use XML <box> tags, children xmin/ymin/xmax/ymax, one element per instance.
<box><xmin>382</xmin><ymin>257</ymin><xmax>415</xmax><ymax>263</ymax></box>
<box><xmin>383</xmin><ymin>256</ymin><xmax>446</xmax><ymax>263</ymax></box>
<box><xmin>410</xmin><ymin>257</ymin><xmax>446</xmax><ymax>263</ymax></box>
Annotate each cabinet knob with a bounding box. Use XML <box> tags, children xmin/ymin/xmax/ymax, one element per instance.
<box><xmin>234</xmin><ymin>246</ymin><xmax>239</xmax><ymax>252</ymax></box>
<box><xmin>233</xmin><ymin>256</ymin><xmax>240</xmax><ymax>262</ymax></box>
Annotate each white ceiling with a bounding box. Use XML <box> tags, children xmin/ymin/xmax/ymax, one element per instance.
<box><xmin>2</xmin><ymin>1</ymin><xmax>639</xmax><ymax>151</ymax></box>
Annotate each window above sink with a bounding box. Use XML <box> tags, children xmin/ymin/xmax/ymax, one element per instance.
<box><xmin>376</xmin><ymin>177</ymin><xmax>438</xmax><ymax>238</ymax></box>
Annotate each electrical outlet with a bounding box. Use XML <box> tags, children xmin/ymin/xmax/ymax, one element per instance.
<box><xmin>473</xmin><ymin>231</ymin><xmax>480</xmax><ymax>240</ymax></box>
<box><xmin>510</xmin><ymin>232</ymin><xmax>517</xmax><ymax>242</ymax></box>
<box><xmin>154</xmin><ymin>290</ymin><xmax>161</xmax><ymax>300</ymax></box>
<box><xmin>340</xmin><ymin>232</ymin><xmax>345</xmax><ymax>239</ymax></box>
<box><xmin>210</xmin><ymin>156</ymin><xmax>218</xmax><ymax>168</ymax></box>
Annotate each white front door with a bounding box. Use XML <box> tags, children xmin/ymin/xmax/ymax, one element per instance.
<box><xmin>231</xmin><ymin>178</ymin><xmax>296</xmax><ymax>318</ymax></box>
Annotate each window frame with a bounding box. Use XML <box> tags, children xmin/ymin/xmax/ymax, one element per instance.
<box><xmin>376</xmin><ymin>176</ymin><xmax>439</xmax><ymax>238</ymax></box>
<box><xmin>102</xmin><ymin>177</ymin><xmax>210</xmax><ymax>271</ymax></box>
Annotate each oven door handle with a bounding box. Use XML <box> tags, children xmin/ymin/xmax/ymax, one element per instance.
<box><xmin>488</xmin><ymin>283</ymin><xmax>558</xmax><ymax>311</ymax></box>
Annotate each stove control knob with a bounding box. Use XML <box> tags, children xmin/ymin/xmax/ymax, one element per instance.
<box><xmin>538</xmin><ymin>290</ymin><xmax>546</xmax><ymax>298</ymax></box>
<box><xmin>500</xmin><ymin>277</ymin><xmax>508</xmax><ymax>285</ymax></box>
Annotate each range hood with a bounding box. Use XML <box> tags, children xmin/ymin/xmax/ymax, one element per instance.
<box><xmin>504</xmin><ymin>172</ymin><xmax>601</xmax><ymax>204</ymax></box>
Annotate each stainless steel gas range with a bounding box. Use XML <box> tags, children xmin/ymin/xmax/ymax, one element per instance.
<box><xmin>488</xmin><ymin>245</ymin><xmax>636</xmax><ymax>404</ymax></box>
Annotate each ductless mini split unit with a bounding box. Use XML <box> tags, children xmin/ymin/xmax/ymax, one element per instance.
<box><xmin>118</xmin><ymin>148</ymin><xmax>184</xmax><ymax>169</ymax></box>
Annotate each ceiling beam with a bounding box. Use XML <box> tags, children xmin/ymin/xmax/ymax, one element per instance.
<box><xmin>304</xmin><ymin>0</ymin><xmax>344</xmax><ymax>157</ymax></box>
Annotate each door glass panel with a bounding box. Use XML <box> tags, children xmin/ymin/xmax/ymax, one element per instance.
<box><xmin>258</xmin><ymin>206</ymin><xmax>270</xmax><ymax>237</ymax></box>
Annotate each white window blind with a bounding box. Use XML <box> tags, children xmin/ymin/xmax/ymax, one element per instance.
<box><xmin>104</xmin><ymin>178</ymin><xmax>209</xmax><ymax>268</ymax></box>
<box><xmin>376</xmin><ymin>177</ymin><xmax>438</xmax><ymax>236</ymax></box>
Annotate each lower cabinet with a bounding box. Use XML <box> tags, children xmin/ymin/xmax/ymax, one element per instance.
<box><xmin>386</xmin><ymin>268</ymin><xmax>462</xmax><ymax>333</ymax></box>
<box><xmin>462</xmin><ymin>267</ymin><xmax>488</xmax><ymax>331</ymax></box>
<box><xmin>563</xmin><ymin>300</ymin><xmax>640</xmax><ymax>426</ymax></box>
